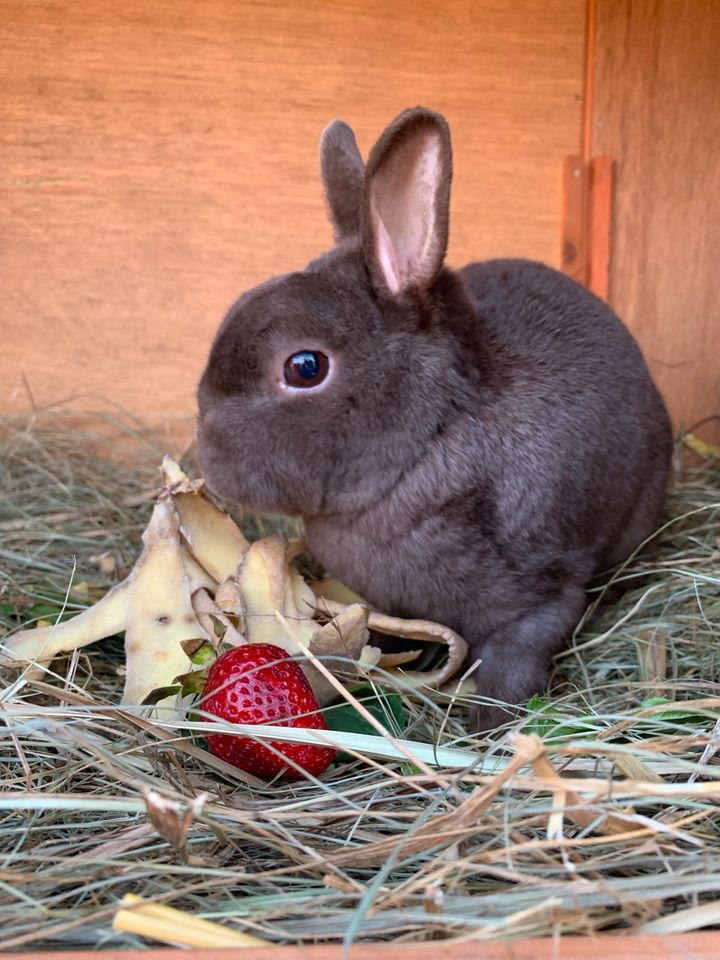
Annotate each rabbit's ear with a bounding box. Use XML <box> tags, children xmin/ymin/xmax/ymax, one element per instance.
<box><xmin>320</xmin><ymin>120</ymin><xmax>365</xmax><ymax>242</ymax></box>
<box><xmin>362</xmin><ymin>108</ymin><xmax>452</xmax><ymax>296</ymax></box>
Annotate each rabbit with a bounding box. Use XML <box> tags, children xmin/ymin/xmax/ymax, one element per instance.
<box><xmin>196</xmin><ymin>107</ymin><xmax>672</xmax><ymax>731</ymax></box>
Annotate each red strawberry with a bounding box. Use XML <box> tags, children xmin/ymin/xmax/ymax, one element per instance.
<box><xmin>200</xmin><ymin>643</ymin><xmax>336</xmax><ymax>780</ymax></box>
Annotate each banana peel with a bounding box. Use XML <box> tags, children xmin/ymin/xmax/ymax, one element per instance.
<box><xmin>315</xmin><ymin>599</ymin><xmax>468</xmax><ymax>691</ymax></box>
<box><xmin>209</xmin><ymin>535</ymin><xmax>372</xmax><ymax>701</ymax></box>
<box><xmin>0</xmin><ymin>500</ymin><xmax>210</xmax><ymax>712</ymax></box>
<box><xmin>310</xmin><ymin>577</ymin><xmax>368</xmax><ymax>607</ymax></box>
<box><xmin>0</xmin><ymin>458</ymin><xmax>468</xmax><ymax>715</ymax></box>
<box><xmin>160</xmin><ymin>456</ymin><xmax>249</xmax><ymax>582</ymax></box>
<box><xmin>121</xmin><ymin>500</ymin><xmax>205</xmax><ymax>709</ymax></box>
<box><xmin>0</xmin><ymin>581</ymin><xmax>129</xmax><ymax>679</ymax></box>
<box><xmin>233</xmin><ymin>536</ymin><xmax>317</xmax><ymax>648</ymax></box>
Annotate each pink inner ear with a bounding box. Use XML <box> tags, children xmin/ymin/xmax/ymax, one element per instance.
<box><xmin>373</xmin><ymin>206</ymin><xmax>401</xmax><ymax>294</ymax></box>
<box><xmin>370</xmin><ymin>130</ymin><xmax>442</xmax><ymax>293</ymax></box>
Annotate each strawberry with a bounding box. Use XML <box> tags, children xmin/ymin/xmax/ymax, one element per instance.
<box><xmin>200</xmin><ymin>643</ymin><xmax>336</xmax><ymax>780</ymax></box>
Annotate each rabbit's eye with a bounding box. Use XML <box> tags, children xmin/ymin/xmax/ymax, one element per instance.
<box><xmin>283</xmin><ymin>351</ymin><xmax>330</xmax><ymax>389</ymax></box>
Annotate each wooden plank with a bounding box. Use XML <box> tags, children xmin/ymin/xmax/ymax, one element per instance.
<box><xmin>7</xmin><ymin>933</ymin><xmax>720</xmax><ymax>960</ymax></box>
<box><xmin>560</xmin><ymin>155</ymin><xmax>587</xmax><ymax>284</ymax></box>
<box><xmin>0</xmin><ymin>0</ymin><xmax>585</xmax><ymax>423</ymax></box>
<box><xmin>591</xmin><ymin>0</ymin><xmax>720</xmax><ymax>441</ymax></box>
<box><xmin>581</xmin><ymin>0</ymin><xmax>597</xmax><ymax>162</ymax></box>
<box><xmin>587</xmin><ymin>156</ymin><xmax>613</xmax><ymax>300</ymax></box>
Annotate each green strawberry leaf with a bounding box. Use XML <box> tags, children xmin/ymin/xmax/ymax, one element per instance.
<box><xmin>141</xmin><ymin>684</ymin><xmax>182</xmax><ymax>706</ymax></box>
<box><xmin>181</xmin><ymin>638</ymin><xmax>217</xmax><ymax>666</ymax></box>
<box><xmin>323</xmin><ymin>687</ymin><xmax>407</xmax><ymax>762</ymax></box>
<box><xmin>173</xmin><ymin>669</ymin><xmax>209</xmax><ymax>697</ymax></box>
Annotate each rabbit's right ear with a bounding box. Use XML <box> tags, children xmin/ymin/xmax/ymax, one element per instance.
<box><xmin>320</xmin><ymin>120</ymin><xmax>365</xmax><ymax>242</ymax></box>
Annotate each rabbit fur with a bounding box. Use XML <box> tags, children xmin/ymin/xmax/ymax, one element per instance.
<box><xmin>196</xmin><ymin>108</ymin><xmax>672</xmax><ymax>730</ymax></box>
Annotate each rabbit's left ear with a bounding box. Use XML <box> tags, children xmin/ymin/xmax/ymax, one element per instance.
<box><xmin>320</xmin><ymin>120</ymin><xmax>365</xmax><ymax>242</ymax></box>
<box><xmin>362</xmin><ymin>108</ymin><xmax>452</xmax><ymax>296</ymax></box>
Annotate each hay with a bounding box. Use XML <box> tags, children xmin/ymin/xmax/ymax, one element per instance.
<box><xmin>0</xmin><ymin>409</ymin><xmax>719</xmax><ymax>952</ymax></box>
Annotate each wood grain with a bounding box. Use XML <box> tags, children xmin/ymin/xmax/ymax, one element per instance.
<box><xmin>588</xmin><ymin>156</ymin><xmax>612</xmax><ymax>300</ymax></box>
<box><xmin>592</xmin><ymin>0</ymin><xmax>720</xmax><ymax>440</ymax></box>
<box><xmin>8</xmin><ymin>933</ymin><xmax>720</xmax><ymax>960</ymax></box>
<box><xmin>0</xmin><ymin>0</ymin><xmax>584</xmax><ymax>422</ymax></box>
<box><xmin>560</xmin><ymin>155</ymin><xmax>587</xmax><ymax>283</ymax></box>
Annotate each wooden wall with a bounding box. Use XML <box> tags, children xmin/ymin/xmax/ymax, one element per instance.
<box><xmin>592</xmin><ymin>0</ymin><xmax>720</xmax><ymax>441</ymax></box>
<box><xmin>1</xmin><ymin>0</ymin><xmax>585</xmax><ymax>422</ymax></box>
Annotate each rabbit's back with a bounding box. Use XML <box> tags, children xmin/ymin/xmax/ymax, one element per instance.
<box><xmin>462</xmin><ymin>258</ymin><xmax>648</xmax><ymax>387</ymax></box>
<box><xmin>459</xmin><ymin>258</ymin><xmax>672</xmax><ymax>569</ymax></box>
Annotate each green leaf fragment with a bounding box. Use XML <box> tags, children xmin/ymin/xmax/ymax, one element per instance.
<box><xmin>28</xmin><ymin>602</ymin><xmax>77</xmax><ymax>623</ymax></box>
<box><xmin>141</xmin><ymin>684</ymin><xmax>182</xmax><ymax>706</ymax></box>
<box><xmin>181</xmin><ymin>638</ymin><xmax>217</xmax><ymax>666</ymax></box>
<box><xmin>324</xmin><ymin>687</ymin><xmax>407</xmax><ymax>762</ymax></box>
<box><xmin>639</xmin><ymin>697</ymin><xmax>712</xmax><ymax>724</ymax></box>
<box><xmin>173</xmin><ymin>669</ymin><xmax>209</xmax><ymax>697</ymax></box>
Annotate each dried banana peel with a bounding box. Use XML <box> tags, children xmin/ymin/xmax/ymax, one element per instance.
<box><xmin>217</xmin><ymin>537</ymin><xmax>372</xmax><ymax>701</ymax></box>
<box><xmin>121</xmin><ymin>500</ymin><xmax>205</xmax><ymax>708</ymax></box>
<box><xmin>0</xmin><ymin>582</ymin><xmax>129</xmax><ymax>679</ymax></box>
<box><xmin>315</xmin><ymin>600</ymin><xmax>468</xmax><ymax>691</ymax></box>
<box><xmin>0</xmin><ymin>462</ymin><xmax>233</xmax><ymax>713</ymax></box>
<box><xmin>0</xmin><ymin>458</ymin><xmax>468</xmax><ymax>714</ymax></box>
<box><xmin>160</xmin><ymin>456</ymin><xmax>249</xmax><ymax>582</ymax></box>
<box><xmin>234</xmin><ymin>536</ymin><xmax>317</xmax><ymax>648</ymax></box>
<box><xmin>1</xmin><ymin>499</ymin><xmax>210</xmax><ymax>713</ymax></box>
<box><xmin>310</xmin><ymin>577</ymin><xmax>368</xmax><ymax>607</ymax></box>
<box><xmin>297</xmin><ymin>603</ymin><xmax>372</xmax><ymax>704</ymax></box>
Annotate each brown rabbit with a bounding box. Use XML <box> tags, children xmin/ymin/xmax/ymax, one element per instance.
<box><xmin>197</xmin><ymin>108</ymin><xmax>672</xmax><ymax>730</ymax></box>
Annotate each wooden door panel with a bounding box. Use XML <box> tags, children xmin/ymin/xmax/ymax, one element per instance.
<box><xmin>592</xmin><ymin>0</ymin><xmax>720</xmax><ymax>439</ymax></box>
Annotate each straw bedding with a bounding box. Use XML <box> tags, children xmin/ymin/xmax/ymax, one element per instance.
<box><xmin>0</xmin><ymin>410</ymin><xmax>719</xmax><ymax>951</ymax></box>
